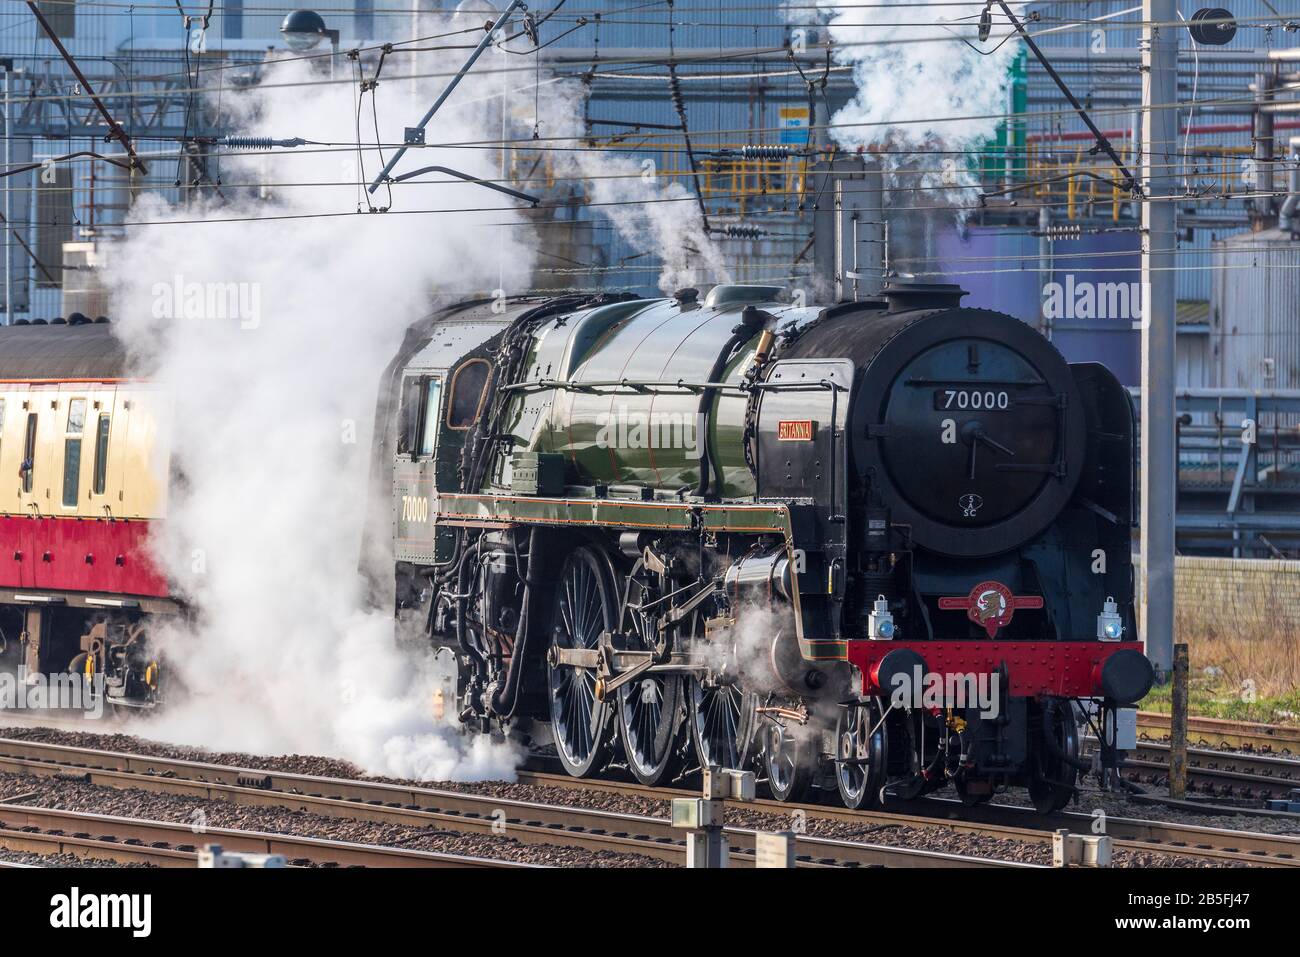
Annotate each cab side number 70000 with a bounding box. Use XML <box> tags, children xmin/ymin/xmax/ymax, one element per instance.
<box><xmin>401</xmin><ymin>495</ymin><xmax>430</xmax><ymax>523</ymax></box>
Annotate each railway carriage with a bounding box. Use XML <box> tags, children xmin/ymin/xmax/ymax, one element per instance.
<box><xmin>371</xmin><ymin>283</ymin><xmax>1155</xmax><ymax>811</ymax></box>
<box><xmin>0</xmin><ymin>318</ymin><xmax>171</xmax><ymax>707</ymax></box>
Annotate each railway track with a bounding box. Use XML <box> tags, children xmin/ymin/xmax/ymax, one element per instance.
<box><xmin>1122</xmin><ymin>741</ymin><xmax>1300</xmax><ymax>802</ymax></box>
<box><xmin>0</xmin><ymin>802</ymin><xmax>527</xmax><ymax>868</ymax></box>
<box><xmin>1136</xmin><ymin>712</ymin><xmax>1300</xmax><ymax>755</ymax></box>
<box><xmin>0</xmin><ymin>737</ymin><xmax>1029</xmax><ymax>869</ymax></box>
<box><xmin>514</xmin><ymin>770</ymin><xmax>1300</xmax><ymax>867</ymax></box>
<box><xmin>0</xmin><ymin>735</ymin><xmax>1294</xmax><ymax>867</ymax></box>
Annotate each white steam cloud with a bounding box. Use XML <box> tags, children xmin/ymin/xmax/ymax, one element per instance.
<box><xmin>801</xmin><ymin>1</ymin><xmax>1023</xmax><ymax>155</ymax></box>
<box><xmin>493</xmin><ymin>71</ymin><xmax>728</xmax><ymax>292</ymax></box>
<box><xmin>104</xmin><ymin>5</ymin><xmax>699</xmax><ymax>779</ymax></box>
<box><xmin>565</xmin><ymin>145</ymin><xmax>730</xmax><ymax>292</ymax></box>
<box><xmin>787</xmin><ymin>2</ymin><xmax>1025</xmax><ymax>276</ymax></box>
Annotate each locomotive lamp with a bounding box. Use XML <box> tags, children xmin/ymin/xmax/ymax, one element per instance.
<box><xmin>869</xmin><ymin>594</ymin><xmax>896</xmax><ymax>640</ymax></box>
<box><xmin>280</xmin><ymin>9</ymin><xmax>332</xmax><ymax>50</ymax></box>
<box><xmin>1097</xmin><ymin>596</ymin><xmax>1124</xmax><ymax>641</ymax></box>
<box><xmin>280</xmin><ymin>10</ymin><xmax>340</xmax><ymax>76</ymax></box>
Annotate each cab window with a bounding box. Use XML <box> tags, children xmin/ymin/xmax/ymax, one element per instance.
<box><xmin>398</xmin><ymin>375</ymin><xmax>442</xmax><ymax>457</ymax></box>
<box><xmin>420</xmin><ymin>378</ymin><xmax>442</xmax><ymax>456</ymax></box>
<box><xmin>397</xmin><ymin>377</ymin><xmax>420</xmax><ymax>455</ymax></box>
<box><xmin>446</xmin><ymin>359</ymin><xmax>490</xmax><ymax>431</ymax></box>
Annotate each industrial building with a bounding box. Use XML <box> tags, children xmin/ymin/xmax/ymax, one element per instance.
<box><xmin>2</xmin><ymin>1</ymin><xmax>1299</xmax><ymax>554</ymax></box>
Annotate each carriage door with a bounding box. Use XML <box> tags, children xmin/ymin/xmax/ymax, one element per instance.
<box><xmin>394</xmin><ymin>374</ymin><xmax>441</xmax><ymax>565</ymax></box>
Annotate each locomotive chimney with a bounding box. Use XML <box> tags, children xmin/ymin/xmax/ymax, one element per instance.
<box><xmin>880</xmin><ymin>281</ymin><xmax>968</xmax><ymax>313</ymax></box>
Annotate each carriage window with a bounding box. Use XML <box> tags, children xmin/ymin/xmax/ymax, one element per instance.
<box><xmin>446</xmin><ymin>359</ymin><xmax>490</xmax><ymax>431</ymax></box>
<box><xmin>22</xmin><ymin>414</ymin><xmax>37</xmax><ymax>494</ymax></box>
<box><xmin>62</xmin><ymin>439</ymin><xmax>81</xmax><ymax>506</ymax></box>
<box><xmin>93</xmin><ymin>415</ymin><xmax>110</xmax><ymax>495</ymax></box>
<box><xmin>62</xmin><ymin>399</ymin><xmax>87</xmax><ymax>507</ymax></box>
<box><xmin>66</xmin><ymin>398</ymin><xmax>86</xmax><ymax>434</ymax></box>
<box><xmin>420</xmin><ymin>378</ymin><xmax>442</xmax><ymax>456</ymax></box>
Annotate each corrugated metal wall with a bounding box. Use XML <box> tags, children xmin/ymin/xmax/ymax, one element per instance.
<box><xmin>4</xmin><ymin>1</ymin><xmax>1296</xmax><ymax>351</ymax></box>
<box><xmin>1212</xmin><ymin>228</ymin><xmax>1300</xmax><ymax>389</ymax></box>
<box><xmin>1027</xmin><ymin>0</ymin><xmax>1299</xmax><ymax>311</ymax></box>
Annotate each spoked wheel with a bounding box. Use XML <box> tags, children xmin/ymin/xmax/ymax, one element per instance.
<box><xmin>1028</xmin><ymin>699</ymin><xmax>1080</xmax><ymax>814</ymax></box>
<box><xmin>614</xmin><ymin>560</ymin><xmax>686</xmax><ymax>786</ymax></box>
<box><xmin>763</xmin><ymin>719</ymin><xmax>815</xmax><ymax>803</ymax></box>
<box><xmin>835</xmin><ymin>699</ymin><xmax>888</xmax><ymax>810</ymax></box>
<box><xmin>690</xmin><ymin>676</ymin><xmax>756</xmax><ymax>773</ymax></box>
<box><xmin>547</xmin><ymin>546</ymin><xmax>615</xmax><ymax>778</ymax></box>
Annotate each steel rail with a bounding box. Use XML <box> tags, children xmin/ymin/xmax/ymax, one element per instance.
<box><xmin>515</xmin><ymin>770</ymin><xmax>1300</xmax><ymax>866</ymax></box>
<box><xmin>0</xmin><ymin>738</ymin><xmax>1027</xmax><ymax>869</ymax></box>
<box><xmin>1135</xmin><ymin>712</ymin><xmax>1300</xmax><ymax>754</ymax></box>
<box><xmin>1123</xmin><ymin>742</ymin><xmax>1300</xmax><ymax>801</ymax></box>
<box><xmin>0</xmin><ymin>801</ymin><xmax>528</xmax><ymax>868</ymax></box>
<box><xmin>10</xmin><ymin>736</ymin><xmax>1294</xmax><ymax>866</ymax></box>
<box><xmin>1081</xmin><ymin>733</ymin><xmax>1300</xmax><ymax>800</ymax></box>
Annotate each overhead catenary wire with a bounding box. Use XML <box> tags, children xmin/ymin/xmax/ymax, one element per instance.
<box><xmin>0</xmin><ymin>22</ymin><xmax>1284</xmax><ymax>348</ymax></box>
<box><xmin>663</xmin><ymin>0</ymin><xmax>710</xmax><ymax>233</ymax></box>
<box><xmin>8</xmin><ymin>151</ymin><xmax>1282</xmax><ymax>197</ymax></box>
<box><xmin>14</xmin><ymin>4</ymin><xmax>1300</xmax><ymax>112</ymax></box>
<box><xmin>7</xmin><ymin>0</ymin><xmax>1299</xmax><ymax>31</ymax></box>
<box><xmin>5</xmin><ymin>0</ymin><xmax>1294</xmax><ymax>302</ymax></box>
<box><xmin>22</xmin><ymin>0</ymin><xmax>150</xmax><ymax>174</ymax></box>
<box><xmin>14</xmin><ymin>182</ymin><xmax>1298</xmax><ymax>234</ymax></box>
<box><xmin>7</xmin><ymin>34</ymin><xmax>1287</xmax><ymax>153</ymax></box>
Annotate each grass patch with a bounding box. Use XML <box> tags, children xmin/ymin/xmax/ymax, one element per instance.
<box><xmin>1140</xmin><ymin>677</ymin><xmax>1300</xmax><ymax>725</ymax></box>
<box><xmin>1139</xmin><ymin>578</ymin><xmax>1300</xmax><ymax>725</ymax></box>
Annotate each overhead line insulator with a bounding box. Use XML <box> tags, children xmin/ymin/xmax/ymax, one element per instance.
<box><xmin>718</xmin><ymin>225</ymin><xmax>764</xmax><ymax>240</ymax></box>
<box><xmin>739</xmin><ymin>145</ymin><xmax>798</xmax><ymax>160</ymax></box>
<box><xmin>219</xmin><ymin>136</ymin><xmax>308</xmax><ymax>151</ymax></box>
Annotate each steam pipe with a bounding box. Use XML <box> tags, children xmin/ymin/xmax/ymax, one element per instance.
<box><xmin>695</xmin><ymin>306</ymin><xmax>773</xmax><ymax>499</ymax></box>
<box><xmin>695</xmin><ymin>327</ymin><xmax>751</xmax><ymax>499</ymax></box>
<box><xmin>1028</xmin><ymin>118</ymin><xmax>1300</xmax><ymax>144</ymax></box>
<box><xmin>1280</xmin><ymin>137</ymin><xmax>1300</xmax><ymax>234</ymax></box>
<box><xmin>490</xmin><ymin>528</ymin><xmax>538</xmax><ymax>719</ymax></box>
<box><xmin>454</xmin><ymin>538</ymin><xmax>486</xmax><ymax>671</ymax></box>
<box><xmin>1253</xmin><ymin>72</ymin><xmax>1277</xmax><ymax>229</ymax></box>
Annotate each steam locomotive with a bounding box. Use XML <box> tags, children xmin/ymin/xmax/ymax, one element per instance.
<box><xmin>370</xmin><ymin>283</ymin><xmax>1154</xmax><ymax>812</ymax></box>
